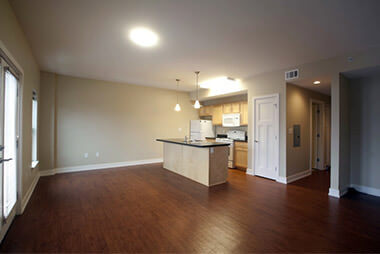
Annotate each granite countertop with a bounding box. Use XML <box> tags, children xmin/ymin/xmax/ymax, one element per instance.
<box><xmin>156</xmin><ymin>138</ymin><xmax>230</xmax><ymax>148</ymax></box>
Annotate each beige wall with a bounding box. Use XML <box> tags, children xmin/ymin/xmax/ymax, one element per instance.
<box><xmin>39</xmin><ymin>72</ymin><xmax>199</xmax><ymax>170</ymax></box>
<box><xmin>0</xmin><ymin>0</ymin><xmax>40</xmax><ymax>201</ymax></box>
<box><xmin>286</xmin><ymin>83</ymin><xmax>330</xmax><ymax>176</ymax></box>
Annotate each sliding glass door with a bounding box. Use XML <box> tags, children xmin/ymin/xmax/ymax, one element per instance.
<box><xmin>0</xmin><ymin>59</ymin><xmax>19</xmax><ymax>228</ymax></box>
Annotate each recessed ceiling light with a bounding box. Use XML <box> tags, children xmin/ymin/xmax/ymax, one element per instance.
<box><xmin>313</xmin><ymin>80</ymin><xmax>321</xmax><ymax>85</ymax></box>
<box><xmin>129</xmin><ymin>27</ymin><xmax>159</xmax><ymax>47</ymax></box>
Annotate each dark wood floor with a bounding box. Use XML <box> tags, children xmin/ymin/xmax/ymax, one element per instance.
<box><xmin>1</xmin><ymin>164</ymin><xmax>380</xmax><ymax>252</ymax></box>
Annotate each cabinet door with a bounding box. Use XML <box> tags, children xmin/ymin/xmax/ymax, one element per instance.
<box><xmin>199</xmin><ymin>106</ymin><xmax>212</xmax><ymax>116</ymax></box>
<box><xmin>234</xmin><ymin>142</ymin><xmax>248</xmax><ymax>168</ymax></box>
<box><xmin>240</xmin><ymin>101</ymin><xmax>248</xmax><ymax>125</ymax></box>
<box><xmin>205</xmin><ymin>106</ymin><xmax>213</xmax><ymax>115</ymax></box>
<box><xmin>223</xmin><ymin>103</ymin><xmax>232</xmax><ymax>114</ymax></box>
<box><xmin>212</xmin><ymin>105</ymin><xmax>223</xmax><ymax>125</ymax></box>
<box><xmin>231</xmin><ymin>102</ymin><xmax>241</xmax><ymax>113</ymax></box>
<box><xmin>199</xmin><ymin>107</ymin><xmax>206</xmax><ymax>116</ymax></box>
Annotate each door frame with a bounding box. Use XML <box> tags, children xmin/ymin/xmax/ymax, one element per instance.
<box><xmin>0</xmin><ymin>41</ymin><xmax>24</xmax><ymax>216</ymax></box>
<box><xmin>309</xmin><ymin>98</ymin><xmax>325</xmax><ymax>170</ymax></box>
<box><xmin>251</xmin><ymin>93</ymin><xmax>280</xmax><ymax>180</ymax></box>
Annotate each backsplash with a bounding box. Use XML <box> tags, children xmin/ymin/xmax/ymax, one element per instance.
<box><xmin>215</xmin><ymin>126</ymin><xmax>247</xmax><ymax>135</ymax></box>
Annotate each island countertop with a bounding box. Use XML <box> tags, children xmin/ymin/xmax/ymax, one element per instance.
<box><xmin>156</xmin><ymin>138</ymin><xmax>230</xmax><ymax>148</ymax></box>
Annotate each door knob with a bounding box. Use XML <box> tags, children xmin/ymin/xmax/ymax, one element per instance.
<box><xmin>0</xmin><ymin>158</ymin><xmax>12</xmax><ymax>163</ymax></box>
<box><xmin>254</xmin><ymin>140</ymin><xmax>259</xmax><ymax>143</ymax></box>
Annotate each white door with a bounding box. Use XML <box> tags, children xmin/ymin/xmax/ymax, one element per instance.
<box><xmin>253</xmin><ymin>94</ymin><xmax>279</xmax><ymax>180</ymax></box>
<box><xmin>0</xmin><ymin>64</ymin><xmax>19</xmax><ymax>225</ymax></box>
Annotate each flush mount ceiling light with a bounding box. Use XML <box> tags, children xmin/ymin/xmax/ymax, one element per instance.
<box><xmin>129</xmin><ymin>27</ymin><xmax>159</xmax><ymax>47</ymax></box>
<box><xmin>200</xmin><ymin>76</ymin><xmax>240</xmax><ymax>89</ymax></box>
<box><xmin>313</xmin><ymin>80</ymin><xmax>321</xmax><ymax>85</ymax></box>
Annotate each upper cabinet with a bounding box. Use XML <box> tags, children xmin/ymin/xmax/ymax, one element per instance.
<box><xmin>240</xmin><ymin>101</ymin><xmax>248</xmax><ymax>126</ymax></box>
<box><xmin>223</xmin><ymin>102</ymin><xmax>240</xmax><ymax>114</ymax></box>
<box><xmin>212</xmin><ymin>105</ymin><xmax>223</xmax><ymax>125</ymax></box>
<box><xmin>200</xmin><ymin>101</ymin><xmax>248</xmax><ymax>126</ymax></box>
<box><xmin>199</xmin><ymin>105</ymin><xmax>213</xmax><ymax>116</ymax></box>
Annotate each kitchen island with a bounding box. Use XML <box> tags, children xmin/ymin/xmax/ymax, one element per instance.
<box><xmin>156</xmin><ymin>138</ymin><xmax>230</xmax><ymax>187</ymax></box>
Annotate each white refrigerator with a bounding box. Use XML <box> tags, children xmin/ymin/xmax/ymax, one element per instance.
<box><xmin>190</xmin><ymin>120</ymin><xmax>214</xmax><ymax>141</ymax></box>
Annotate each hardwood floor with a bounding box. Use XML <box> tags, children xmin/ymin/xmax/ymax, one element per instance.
<box><xmin>1</xmin><ymin>164</ymin><xmax>380</xmax><ymax>252</ymax></box>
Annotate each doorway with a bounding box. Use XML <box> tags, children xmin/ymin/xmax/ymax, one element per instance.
<box><xmin>0</xmin><ymin>55</ymin><xmax>21</xmax><ymax>235</ymax></box>
<box><xmin>252</xmin><ymin>94</ymin><xmax>279</xmax><ymax>180</ymax></box>
<box><xmin>310</xmin><ymin>99</ymin><xmax>325</xmax><ymax>170</ymax></box>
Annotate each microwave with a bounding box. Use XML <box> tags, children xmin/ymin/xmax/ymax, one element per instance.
<box><xmin>222</xmin><ymin>113</ymin><xmax>240</xmax><ymax>127</ymax></box>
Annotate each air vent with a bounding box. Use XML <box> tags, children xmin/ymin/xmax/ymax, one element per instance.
<box><xmin>285</xmin><ymin>69</ymin><xmax>299</xmax><ymax>81</ymax></box>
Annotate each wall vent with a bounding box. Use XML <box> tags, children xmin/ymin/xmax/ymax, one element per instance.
<box><xmin>285</xmin><ymin>69</ymin><xmax>299</xmax><ymax>80</ymax></box>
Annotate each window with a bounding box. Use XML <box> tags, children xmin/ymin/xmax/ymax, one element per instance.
<box><xmin>31</xmin><ymin>90</ymin><xmax>38</xmax><ymax>168</ymax></box>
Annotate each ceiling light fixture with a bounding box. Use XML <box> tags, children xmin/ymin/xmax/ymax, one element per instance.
<box><xmin>193</xmin><ymin>71</ymin><xmax>201</xmax><ymax>109</ymax></box>
<box><xmin>174</xmin><ymin>79</ymin><xmax>181</xmax><ymax>112</ymax></box>
<box><xmin>200</xmin><ymin>76</ymin><xmax>239</xmax><ymax>89</ymax></box>
<box><xmin>129</xmin><ymin>27</ymin><xmax>159</xmax><ymax>47</ymax></box>
<box><xmin>313</xmin><ymin>80</ymin><xmax>321</xmax><ymax>85</ymax></box>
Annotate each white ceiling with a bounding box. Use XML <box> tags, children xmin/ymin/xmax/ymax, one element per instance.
<box><xmin>10</xmin><ymin>0</ymin><xmax>380</xmax><ymax>91</ymax></box>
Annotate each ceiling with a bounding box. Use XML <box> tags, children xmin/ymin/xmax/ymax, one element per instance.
<box><xmin>10</xmin><ymin>0</ymin><xmax>380</xmax><ymax>91</ymax></box>
<box><xmin>343</xmin><ymin>65</ymin><xmax>380</xmax><ymax>79</ymax></box>
<box><xmin>290</xmin><ymin>76</ymin><xmax>331</xmax><ymax>95</ymax></box>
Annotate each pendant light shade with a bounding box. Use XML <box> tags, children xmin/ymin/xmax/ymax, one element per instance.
<box><xmin>174</xmin><ymin>79</ymin><xmax>181</xmax><ymax>112</ymax></box>
<box><xmin>193</xmin><ymin>100</ymin><xmax>200</xmax><ymax>109</ymax></box>
<box><xmin>194</xmin><ymin>71</ymin><xmax>201</xmax><ymax>109</ymax></box>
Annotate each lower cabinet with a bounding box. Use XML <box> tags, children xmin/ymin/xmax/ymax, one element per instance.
<box><xmin>234</xmin><ymin>141</ymin><xmax>248</xmax><ymax>169</ymax></box>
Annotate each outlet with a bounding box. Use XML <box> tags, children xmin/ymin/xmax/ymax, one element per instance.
<box><xmin>84</xmin><ymin>152</ymin><xmax>88</xmax><ymax>159</ymax></box>
<box><xmin>178</xmin><ymin>127</ymin><xmax>182</xmax><ymax>132</ymax></box>
<box><xmin>96</xmin><ymin>152</ymin><xmax>100</xmax><ymax>158</ymax></box>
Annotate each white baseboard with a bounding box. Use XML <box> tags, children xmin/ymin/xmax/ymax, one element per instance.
<box><xmin>21</xmin><ymin>173</ymin><xmax>40</xmax><ymax>213</ymax></box>
<box><xmin>276</xmin><ymin>176</ymin><xmax>287</xmax><ymax>184</ymax></box>
<box><xmin>40</xmin><ymin>158</ymin><xmax>163</xmax><ymax>177</ymax></box>
<box><xmin>276</xmin><ymin>169</ymin><xmax>311</xmax><ymax>184</ymax></box>
<box><xmin>350</xmin><ymin>184</ymin><xmax>380</xmax><ymax>197</ymax></box>
<box><xmin>246</xmin><ymin>168</ymin><xmax>254</xmax><ymax>176</ymax></box>
<box><xmin>328</xmin><ymin>187</ymin><xmax>348</xmax><ymax>198</ymax></box>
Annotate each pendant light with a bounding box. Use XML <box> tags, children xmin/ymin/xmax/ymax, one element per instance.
<box><xmin>174</xmin><ymin>79</ymin><xmax>181</xmax><ymax>112</ymax></box>
<box><xmin>193</xmin><ymin>71</ymin><xmax>201</xmax><ymax>109</ymax></box>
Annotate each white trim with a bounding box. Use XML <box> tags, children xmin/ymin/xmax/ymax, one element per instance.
<box><xmin>20</xmin><ymin>173</ymin><xmax>40</xmax><ymax>213</ymax></box>
<box><xmin>286</xmin><ymin>169</ymin><xmax>312</xmax><ymax>184</ymax></box>
<box><xmin>276</xmin><ymin>176</ymin><xmax>287</xmax><ymax>184</ymax></box>
<box><xmin>251</xmin><ymin>93</ymin><xmax>280</xmax><ymax>181</ymax></box>
<box><xmin>275</xmin><ymin>169</ymin><xmax>311</xmax><ymax>184</ymax></box>
<box><xmin>350</xmin><ymin>184</ymin><xmax>380</xmax><ymax>197</ymax></box>
<box><xmin>31</xmin><ymin>160</ymin><xmax>39</xmax><ymax>169</ymax></box>
<box><xmin>40</xmin><ymin>158</ymin><xmax>163</xmax><ymax>176</ymax></box>
<box><xmin>246</xmin><ymin>168</ymin><xmax>254</xmax><ymax>176</ymax></box>
<box><xmin>328</xmin><ymin>187</ymin><xmax>348</xmax><ymax>198</ymax></box>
